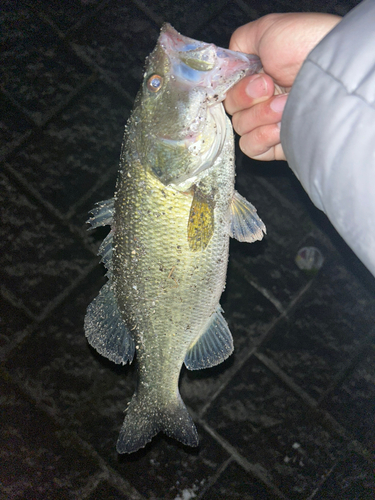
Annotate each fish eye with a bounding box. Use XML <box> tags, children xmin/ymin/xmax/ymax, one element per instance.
<box><xmin>147</xmin><ymin>74</ymin><xmax>163</xmax><ymax>92</ymax></box>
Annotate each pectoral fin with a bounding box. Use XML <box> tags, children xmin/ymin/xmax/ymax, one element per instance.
<box><xmin>184</xmin><ymin>305</ymin><xmax>233</xmax><ymax>370</ymax></box>
<box><xmin>187</xmin><ymin>189</ymin><xmax>214</xmax><ymax>251</ymax></box>
<box><xmin>230</xmin><ymin>190</ymin><xmax>266</xmax><ymax>243</ymax></box>
<box><xmin>84</xmin><ymin>282</ymin><xmax>135</xmax><ymax>365</ymax></box>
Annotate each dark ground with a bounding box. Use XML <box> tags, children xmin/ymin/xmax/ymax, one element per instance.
<box><xmin>1</xmin><ymin>0</ymin><xmax>374</xmax><ymax>499</ymax></box>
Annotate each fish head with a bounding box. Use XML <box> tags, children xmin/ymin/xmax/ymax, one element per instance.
<box><xmin>133</xmin><ymin>23</ymin><xmax>261</xmax><ymax>188</ymax></box>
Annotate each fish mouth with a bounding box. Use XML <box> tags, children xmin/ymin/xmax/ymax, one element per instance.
<box><xmin>159</xmin><ymin>23</ymin><xmax>262</xmax><ymax>101</ymax></box>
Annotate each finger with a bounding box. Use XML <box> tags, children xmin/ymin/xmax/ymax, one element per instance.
<box><xmin>252</xmin><ymin>143</ymin><xmax>286</xmax><ymax>162</ymax></box>
<box><xmin>228</xmin><ymin>14</ymin><xmax>281</xmax><ymax>53</ymax></box>
<box><xmin>232</xmin><ymin>94</ymin><xmax>287</xmax><ymax>137</ymax></box>
<box><xmin>225</xmin><ymin>73</ymin><xmax>274</xmax><ymax>115</ymax></box>
<box><xmin>239</xmin><ymin>123</ymin><xmax>283</xmax><ymax>160</ymax></box>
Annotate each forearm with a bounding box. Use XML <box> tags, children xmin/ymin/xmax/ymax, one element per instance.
<box><xmin>281</xmin><ymin>0</ymin><xmax>375</xmax><ymax>276</ymax></box>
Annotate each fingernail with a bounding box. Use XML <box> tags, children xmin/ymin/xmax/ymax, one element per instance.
<box><xmin>270</xmin><ymin>94</ymin><xmax>288</xmax><ymax>113</ymax></box>
<box><xmin>245</xmin><ymin>75</ymin><xmax>268</xmax><ymax>99</ymax></box>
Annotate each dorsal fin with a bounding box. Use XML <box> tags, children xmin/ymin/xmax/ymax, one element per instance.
<box><xmin>230</xmin><ymin>191</ymin><xmax>266</xmax><ymax>243</ymax></box>
<box><xmin>87</xmin><ymin>198</ymin><xmax>115</xmax><ymax>272</ymax></box>
<box><xmin>184</xmin><ymin>305</ymin><xmax>233</xmax><ymax>370</ymax></box>
<box><xmin>87</xmin><ymin>198</ymin><xmax>114</xmax><ymax>229</ymax></box>
<box><xmin>84</xmin><ymin>282</ymin><xmax>135</xmax><ymax>365</ymax></box>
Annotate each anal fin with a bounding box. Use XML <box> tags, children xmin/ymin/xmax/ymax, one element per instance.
<box><xmin>184</xmin><ymin>305</ymin><xmax>233</xmax><ymax>370</ymax></box>
<box><xmin>84</xmin><ymin>282</ymin><xmax>135</xmax><ymax>365</ymax></box>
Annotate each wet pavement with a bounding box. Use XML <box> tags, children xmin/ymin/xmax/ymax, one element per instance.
<box><xmin>1</xmin><ymin>1</ymin><xmax>374</xmax><ymax>499</ymax></box>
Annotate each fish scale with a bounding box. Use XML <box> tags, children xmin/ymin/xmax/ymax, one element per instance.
<box><xmin>84</xmin><ymin>23</ymin><xmax>266</xmax><ymax>454</ymax></box>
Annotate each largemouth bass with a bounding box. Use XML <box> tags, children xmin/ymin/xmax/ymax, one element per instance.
<box><xmin>85</xmin><ymin>23</ymin><xmax>265</xmax><ymax>454</ymax></box>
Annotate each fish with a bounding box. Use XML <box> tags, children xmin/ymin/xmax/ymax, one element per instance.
<box><xmin>84</xmin><ymin>23</ymin><xmax>266</xmax><ymax>454</ymax></box>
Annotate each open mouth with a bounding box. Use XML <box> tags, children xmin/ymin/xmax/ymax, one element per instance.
<box><xmin>160</xmin><ymin>23</ymin><xmax>261</xmax><ymax>100</ymax></box>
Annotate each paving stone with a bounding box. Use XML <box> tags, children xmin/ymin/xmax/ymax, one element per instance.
<box><xmin>134</xmin><ymin>0</ymin><xmax>227</xmax><ymax>36</ymax></box>
<box><xmin>5</xmin><ymin>80</ymin><xmax>129</xmax><ymax>216</ymax></box>
<box><xmin>201</xmin><ymin>460</ymin><xmax>280</xmax><ymax>500</ymax></box>
<box><xmin>238</xmin><ymin>0</ymin><xmax>359</xmax><ymax>16</ymax></box>
<box><xmin>1</xmin><ymin>5</ymin><xmax>92</xmax><ymax>124</ymax></box>
<box><xmin>0</xmin><ymin>298</ymin><xmax>32</xmax><ymax>354</ymax></box>
<box><xmin>69</xmin><ymin>0</ymin><xmax>159</xmax><ymax>98</ymax></box>
<box><xmin>322</xmin><ymin>0</ymin><xmax>363</xmax><ymax>15</ymax></box>
<box><xmin>0</xmin><ymin>95</ymin><xmax>33</xmax><ymax>159</ymax></box>
<box><xmin>260</xmin><ymin>258</ymin><xmax>375</xmax><ymax>400</ymax></box>
<box><xmin>0</xmin><ymin>378</ymin><xmax>99</xmax><ymax>500</ymax></box>
<box><xmin>34</xmin><ymin>0</ymin><xmax>104</xmax><ymax>32</ymax></box>
<box><xmin>0</xmin><ymin>172</ymin><xmax>93</xmax><ymax>317</ymax></box>
<box><xmin>313</xmin><ymin>452</ymin><xmax>375</xmax><ymax>500</ymax></box>
<box><xmin>320</xmin><ymin>343</ymin><xmax>375</xmax><ymax>452</ymax></box>
<box><xmin>204</xmin><ymin>356</ymin><xmax>345</xmax><ymax>499</ymax></box>
<box><xmin>87</xmin><ymin>481</ymin><xmax>139</xmax><ymax>500</ymax></box>
<box><xmin>198</xmin><ymin>1</ymin><xmax>259</xmax><ymax>48</ymax></box>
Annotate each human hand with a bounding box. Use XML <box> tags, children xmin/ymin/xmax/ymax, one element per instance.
<box><xmin>225</xmin><ymin>13</ymin><xmax>341</xmax><ymax>161</ymax></box>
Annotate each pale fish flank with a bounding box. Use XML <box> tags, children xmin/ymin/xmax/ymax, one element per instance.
<box><xmin>84</xmin><ymin>23</ymin><xmax>266</xmax><ymax>454</ymax></box>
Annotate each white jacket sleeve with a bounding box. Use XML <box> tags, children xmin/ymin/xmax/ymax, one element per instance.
<box><xmin>280</xmin><ymin>0</ymin><xmax>375</xmax><ymax>277</ymax></box>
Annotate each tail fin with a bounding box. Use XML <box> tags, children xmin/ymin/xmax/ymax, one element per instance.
<box><xmin>116</xmin><ymin>392</ymin><xmax>198</xmax><ymax>454</ymax></box>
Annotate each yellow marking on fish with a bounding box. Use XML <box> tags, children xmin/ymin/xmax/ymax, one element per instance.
<box><xmin>187</xmin><ymin>190</ymin><xmax>214</xmax><ymax>251</ymax></box>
